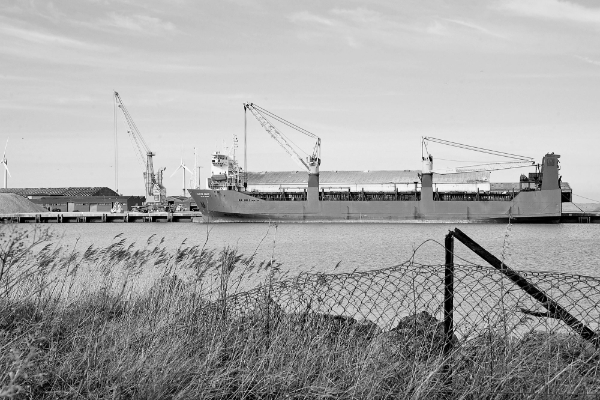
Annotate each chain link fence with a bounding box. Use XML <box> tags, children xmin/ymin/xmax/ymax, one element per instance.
<box><xmin>223</xmin><ymin>230</ymin><xmax>600</xmax><ymax>398</ymax></box>
<box><xmin>229</xmin><ymin>262</ymin><xmax>600</xmax><ymax>338</ymax></box>
<box><xmin>3</xmin><ymin>225</ymin><xmax>599</xmax><ymax>398</ymax></box>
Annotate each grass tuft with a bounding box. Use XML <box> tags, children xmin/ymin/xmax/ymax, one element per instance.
<box><xmin>0</xmin><ymin>226</ymin><xmax>598</xmax><ymax>399</ymax></box>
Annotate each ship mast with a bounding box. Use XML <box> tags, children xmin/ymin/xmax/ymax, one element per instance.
<box><xmin>244</xmin><ymin>106</ymin><xmax>247</xmax><ymax>190</ymax></box>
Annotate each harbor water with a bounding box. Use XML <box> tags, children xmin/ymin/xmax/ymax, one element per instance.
<box><xmin>20</xmin><ymin>222</ymin><xmax>600</xmax><ymax>277</ymax></box>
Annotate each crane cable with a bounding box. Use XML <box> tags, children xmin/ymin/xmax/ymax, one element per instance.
<box><xmin>120</xmin><ymin>109</ymin><xmax>148</xmax><ymax>165</ymax></box>
<box><xmin>456</xmin><ymin>162</ymin><xmax>537</xmax><ymax>172</ymax></box>
<box><xmin>115</xmin><ymin>93</ymin><xmax>151</xmax><ymax>151</ymax></box>
<box><xmin>251</xmin><ymin>104</ymin><xmax>320</xmax><ymax>158</ymax></box>
<box><xmin>249</xmin><ymin>105</ymin><xmax>312</xmax><ymax>159</ymax></box>
<box><xmin>423</xmin><ymin>137</ymin><xmax>533</xmax><ymax>162</ymax></box>
<box><xmin>127</xmin><ymin>130</ymin><xmax>147</xmax><ymax>168</ymax></box>
<box><xmin>252</xmin><ymin>104</ymin><xmax>319</xmax><ymax>139</ymax></box>
<box><xmin>114</xmin><ymin>92</ymin><xmax>151</xmax><ymax>167</ymax></box>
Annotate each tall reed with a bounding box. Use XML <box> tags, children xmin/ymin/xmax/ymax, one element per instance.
<box><xmin>0</xmin><ymin>226</ymin><xmax>598</xmax><ymax>399</ymax></box>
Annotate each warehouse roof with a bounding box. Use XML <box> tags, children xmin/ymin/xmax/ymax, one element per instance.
<box><xmin>0</xmin><ymin>187</ymin><xmax>119</xmax><ymax>197</ymax></box>
<box><xmin>247</xmin><ymin>170</ymin><xmax>490</xmax><ymax>185</ymax></box>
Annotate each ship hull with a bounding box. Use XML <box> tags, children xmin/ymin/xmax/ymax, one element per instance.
<box><xmin>189</xmin><ymin>189</ymin><xmax>562</xmax><ymax>223</ymax></box>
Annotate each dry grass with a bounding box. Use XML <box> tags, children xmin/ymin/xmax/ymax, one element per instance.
<box><xmin>0</xmin><ymin>225</ymin><xmax>599</xmax><ymax>399</ymax></box>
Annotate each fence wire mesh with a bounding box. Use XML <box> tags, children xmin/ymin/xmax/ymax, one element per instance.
<box><xmin>225</xmin><ymin>259</ymin><xmax>600</xmax><ymax>398</ymax></box>
<box><xmin>3</xmin><ymin>224</ymin><xmax>600</xmax><ymax>399</ymax></box>
<box><xmin>228</xmin><ymin>261</ymin><xmax>600</xmax><ymax>338</ymax></box>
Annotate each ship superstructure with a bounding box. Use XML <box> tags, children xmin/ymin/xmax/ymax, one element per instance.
<box><xmin>208</xmin><ymin>143</ymin><xmax>244</xmax><ymax>191</ymax></box>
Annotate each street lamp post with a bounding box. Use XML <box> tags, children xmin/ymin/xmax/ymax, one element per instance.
<box><xmin>198</xmin><ymin>166</ymin><xmax>204</xmax><ymax>189</ymax></box>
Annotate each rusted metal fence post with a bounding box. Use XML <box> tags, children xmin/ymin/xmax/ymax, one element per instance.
<box><xmin>452</xmin><ymin>228</ymin><xmax>599</xmax><ymax>345</ymax></box>
<box><xmin>443</xmin><ymin>231</ymin><xmax>455</xmax><ymax>390</ymax></box>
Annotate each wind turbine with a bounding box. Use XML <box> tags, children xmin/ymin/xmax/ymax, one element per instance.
<box><xmin>170</xmin><ymin>158</ymin><xmax>193</xmax><ymax>197</ymax></box>
<box><xmin>1</xmin><ymin>139</ymin><xmax>10</xmax><ymax>189</ymax></box>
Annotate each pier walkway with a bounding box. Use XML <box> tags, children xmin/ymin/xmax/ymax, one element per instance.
<box><xmin>560</xmin><ymin>212</ymin><xmax>600</xmax><ymax>223</ymax></box>
<box><xmin>0</xmin><ymin>211</ymin><xmax>597</xmax><ymax>224</ymax></box>
<box><xmin>0</xmin><ymin>212</ymin><xmax>203</xmax><ymax>224</ymax></box>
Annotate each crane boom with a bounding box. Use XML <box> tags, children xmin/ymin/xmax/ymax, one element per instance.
<box><xmin>432</xmin><ymin>161</ymin><xmax>535</xmax><ymax>175</ymax></box>
<box><xmin>114</xmin><ymin>91</ymin><xmax>166</xmax><ymax>204</ymax></box>
<box><xmin>114</xmin><ymin>92</ymin><xmax>152</xmax><ymax>163</ymax></box>
<box><xmin>422</xmin><ymin>136</ymin><xmax>535</xmax><ymax>175</ymax></box>
<box><xmin>422</xmin><ymin>137</ymin><xmax>534</xmax><ymax>162</ymax></box>
<box><xmin>244</xmin><ymin>103</ymin><xmax>321</xmax><ymax>173</ymax></box>
<box><xmin>454</xmin><ymin>161</ymin><xmax>535</xmax><ymax>173</ymax></box>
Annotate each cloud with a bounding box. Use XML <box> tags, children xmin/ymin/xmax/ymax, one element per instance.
<box><xmin>575</xmin><ymin>55</ymin><xmax>600</xmax><ymax>67</ymax></box>
<box><xmin>289</xmin><ymin>11</ymin><xmax>335</xmax><ymax>27</ymax></box>
<box><xmin>0</xmin><ymin>33</ymin><xmax>212</xmax><ymax>75</ymax></box>
<box><xmin>290</xmin><ymin>8</ymin><xmax>404</xmax><ymax>47</ymax></box>
<box><xmin>425</xmin><ymin>20</ymin><xmax>448</xmax><ymax>36</ymax></box>
<box><xmin>0</xmin><ymin>25</ymin><xmax>98</xmax><ymax>49</ymax></box>
<box><xmin>289</xmin><ymin>7</ymin><xmax>510</xmax><ymax>48</ymax></box>
<box><xmin>442</xmin><ymin>18</ymin><xmax>507</xmax><ymax>39</ymax></box>
<box><xmin>499</xmin><ymin>0</ymin><xmax>600</xmax><ymax>24</ymax></box>
<box><xmin>330</xmin><ymin>8</ymin><xmax>382</xmax><ymax>24</ymax></box>
<box><xmin>101</xmin><ymin>13</ymin><xmax>178</xmax><ymax>35</ymax></box>
<box><xmin>55</xmin><ymin>95</ymin><xmax>95</xmax><ymax>105</ymax></box>
<box><xmin>289</xmin><ymin>10</ymin><xmax>363</xmax><ymax>46</ymax></box>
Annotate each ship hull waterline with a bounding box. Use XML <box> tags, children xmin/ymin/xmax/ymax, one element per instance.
<box><xmin>189</xmin><ymin>189</ymin><xmax>562</xmax><ymax>223</ymax></box>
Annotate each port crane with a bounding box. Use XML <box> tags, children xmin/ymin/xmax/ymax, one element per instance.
<box><xmin>114</xmin><ymin>91</ymin><xmax>166</xmax><ymax>204</ymax></box>
<box><xmin>243</xmin><ymin>103</ymin><xmax>321</xmax><ymax>179</ymax></box>
<box><xmin>421</xmin><ymin>137</ymin><xmax>536</xmax><ymax>174</ymax></box>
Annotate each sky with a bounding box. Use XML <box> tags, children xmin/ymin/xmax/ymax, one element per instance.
<box><xmin>1</xmin><ymin>0</ymin><xmax>600</xmax><ymax>202</ymax></box>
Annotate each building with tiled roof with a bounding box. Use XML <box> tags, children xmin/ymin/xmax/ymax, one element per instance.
<box><xmin>0</xmin><ymin>187</ymin><xmax>119</xmax><ymax>199</ymax></box>
<box><xmin>0</xmin><ymin>187</ymin><xmax>147</xmax><ymax>211</ymax></box>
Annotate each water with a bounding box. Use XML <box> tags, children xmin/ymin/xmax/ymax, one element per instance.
<box><xmin>23</xmin><ymin>222</ymin><xmax>600</xmax><ymax>277</ymax></box>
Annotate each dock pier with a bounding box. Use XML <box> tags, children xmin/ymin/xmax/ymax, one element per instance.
<box><xmin>0</xmin><ymin>212</ymin><xmax>204</xmax><ymax>224</ymax></box>
<box><xmin>0</xmin><ymin>211</ymin><xmax>597</xmax><ymax>224</ymax></box>
<box><xmin>559</xmin><ymin>212</ymin><xmax>600</xmax><ymax>223</ymax></box>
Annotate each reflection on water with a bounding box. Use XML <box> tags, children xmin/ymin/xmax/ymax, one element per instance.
<box><xmin>20</xmin><ymin>222</ymin><xmax>600</xmax><ymax>277</ymax></box>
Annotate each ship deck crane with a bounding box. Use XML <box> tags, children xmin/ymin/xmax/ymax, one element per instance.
<box><xmin>243</xmin><ymin>103</ymin><xmax>321</xmax><ymax>177</ymax></box>
<box><xmin>421</xmin><ymin>137</ymin><xmax>536</xmax><ymax>174</ymax></box>
<box><xmin>114</xmin><ymin>91</ymin><xmax>166</xmax><ymax>204</ymax></box>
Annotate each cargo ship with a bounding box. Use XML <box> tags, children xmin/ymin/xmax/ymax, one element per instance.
<box><xmin>189</xmin><ymin>104</ymin><xmax>570</xmax><ymax>223</ymax></box>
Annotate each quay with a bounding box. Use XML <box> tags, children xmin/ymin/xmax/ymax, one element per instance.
<box><xmin>0</xmin><ymin>212</ymin><xmax>203</xmax><ymax>224</ymax></box>
<box><xmin>559</xmin><ymin>212</ymin><xmax>600</xmax><ymax>223</ymax></box>
<box><xmin>0</xmin><ymin>211</ymin><xmax>598</xmax><ymax>223</ymax></box>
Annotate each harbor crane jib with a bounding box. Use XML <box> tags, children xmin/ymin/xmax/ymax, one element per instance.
<box><xmin>114</xmin><ymin>91</ymin><xmax>166</xmax><ymax>204</ymax></box>
<box><xmin>243</xmin><ymin>103</ymin><xmax>321</xmax><ymax>175</ymax></box>
<box><xmin>243</xmin><ymin>103</ymin><xmax>321</xmax><ymax>201</ymax></box>
<box><xmin>421</xmin><ymin>137</ymin><xmax>536</xmax><ymax>175</ymax></box>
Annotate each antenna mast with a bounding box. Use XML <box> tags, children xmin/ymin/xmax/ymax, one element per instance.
<box><xmin>113</xmin><ymin>93</ymin><xmax>118</xmax><ymax>193</ymax></box>
<box><xmin>194</xmin><ymin>147</ymin><xmax>198</xmax><ymax>188</ymax></box>
<box><xmin>244</xmin><ymin>105</ymin><xmax>247</xmax><ymax>190</ymax></box>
